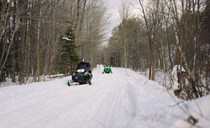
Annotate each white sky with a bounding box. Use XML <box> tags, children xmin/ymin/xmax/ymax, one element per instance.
<box><xmin>105</xmin><ymin>0</ymin><xmax>136</xmax><ymax>31</ymax></box>
<box><xmin>103</xmin><ymin>0</ymin><xmax>140</xmax><ymax>45</ymax></box>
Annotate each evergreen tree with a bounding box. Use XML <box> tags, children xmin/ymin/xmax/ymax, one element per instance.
<box><xmin>56</xmin><ymin>25</ymin><xmax>79</xmax><ymax>75</ymax></box>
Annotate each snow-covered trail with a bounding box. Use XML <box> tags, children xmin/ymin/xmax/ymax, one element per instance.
<box><xmin>1</xmin><ymin>67</ymin><xmax>208</xmax><ymax>128</ymax></box>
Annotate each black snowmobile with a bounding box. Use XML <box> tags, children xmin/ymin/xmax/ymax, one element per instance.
<box><xmin>68</xmin><ymin>61</ymin><xmax>92</xmax><ymax>86</ymax></box>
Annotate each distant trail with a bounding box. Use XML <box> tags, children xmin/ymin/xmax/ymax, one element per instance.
<box><xmin>0</xmin><ymin>67</ymin><xmax>175</xmax><ymax>128</ymax></box>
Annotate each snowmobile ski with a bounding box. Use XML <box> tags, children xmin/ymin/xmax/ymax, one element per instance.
<box><xmin>67</xmin><ymin>80</ymin><xmax>74</xmax><ymax>86</ymax></box>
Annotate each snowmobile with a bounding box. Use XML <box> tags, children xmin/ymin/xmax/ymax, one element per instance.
<box><xmin>102</xmin><ymin>65</ymin><xmax>112</xmax><ymax>74</ymax></box>
<box><xmin>68</xmin><ymin>63</ymin><xmax>92</xmax><ymax>86</ymax></box>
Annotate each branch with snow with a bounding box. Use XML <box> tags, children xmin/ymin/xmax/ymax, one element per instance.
<box><xmin>62</xmin><ymin>37</ymin><xmax>72</xmax><ymax>41</ymax></box>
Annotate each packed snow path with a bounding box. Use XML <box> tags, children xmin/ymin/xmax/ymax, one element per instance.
<box><xmin>0</xmin><ymin>67</ymin><xmax>209</xmax><ymax>128</ymax></box>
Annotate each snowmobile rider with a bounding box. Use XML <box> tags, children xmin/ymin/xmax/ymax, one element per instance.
<box><xmin>77</xmin><ymin>58</ymin><xmax>91</xmax><ymax>71</ymax></box>
<box><xmin>102</xmin><ymin>65</ymin><xmax>112</xmax><ymax>74</ymax></box>
<box><xmin>76</xmin><ymin>58</ymin><xmax>92</xmax><ymax>77</ymax></box>
<box><xmin>69</xmin><ymin>58</ymin><xmax>92</xmax><ymax>86</ymax></box>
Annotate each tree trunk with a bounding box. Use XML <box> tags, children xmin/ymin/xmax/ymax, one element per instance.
<box><xmin>37</xmin><ymin>1</ymin><xmax>41</xmax><ymax>82</ymax></box>
<box><xmin>78</xmin><ymin>0</ymin><xmax>86</xmax><ymax>57</ymax></box>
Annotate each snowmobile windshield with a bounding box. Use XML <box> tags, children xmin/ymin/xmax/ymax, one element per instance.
<box><xmin>76</xmin><ymin>62</ymin><xmax>91</xmax><ymax>71</ymax></box>
<box><xmin>105</xmin><ymin>66</ymin><xmax>110</xmax><ymax>68</ymax></box>
<box><xmin>104</xmin><ymin>65</ymin><xmax>110</xmax><ymax>69</ymax></box>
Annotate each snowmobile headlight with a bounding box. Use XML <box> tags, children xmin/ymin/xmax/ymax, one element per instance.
<box><xmin>77</xmin><ymin>69</ymin><xmax>85</xmax><ymax>73</ymax></box>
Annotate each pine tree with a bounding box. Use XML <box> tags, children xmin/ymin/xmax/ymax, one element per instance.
<box><xmin>56</xmin><ymin>26</ymin><xmax>79</xmax><ymax>75</ymax></box>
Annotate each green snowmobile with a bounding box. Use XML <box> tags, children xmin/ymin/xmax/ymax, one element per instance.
<box><xmin>102</xmin><ymin>65</ymin><xmax>112</xmax><ymax>74</ymax></box>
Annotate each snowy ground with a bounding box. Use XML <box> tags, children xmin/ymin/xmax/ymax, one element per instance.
<box><xmin>0</xmin><ymin>66</ymin><xmax>209</xmax><ymax>128</ymax></box>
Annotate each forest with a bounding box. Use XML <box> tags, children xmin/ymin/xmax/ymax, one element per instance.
<box><xmin>0</xmin><ymin>0</ymin><xmax>209</xmax><ymax>99</ymax></box>
<box><xmin>103</xmin><ymin>0</ymin><xmax>209</xmax><ymax>99</ymax></box>
<box><xmin>0</xmin><ymin>0</ymin><xmax>106</xmax><ymax>83</ymax></box>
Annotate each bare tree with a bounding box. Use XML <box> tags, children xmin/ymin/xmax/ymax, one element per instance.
<box><xmin>138</xmin><ymin>0</ymin><xmax>161</xmax><ymax>80</ymax></box>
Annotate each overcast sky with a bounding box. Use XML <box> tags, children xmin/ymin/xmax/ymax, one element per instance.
<box><xmin>105</xmin><ymin>0</ymin><xmax>132</xmax><ymax>27</ymax></box>
<box><xmin>104</xmin><ymin>0</ymin><xmax>140</xmax><ymax>39</ymax></box>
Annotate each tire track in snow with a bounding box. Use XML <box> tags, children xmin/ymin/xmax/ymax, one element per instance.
<box><xmin>89</xmin><ymin>85</ymin><xmax>124</xmax><ymax>128</ymax></box>
<box><xmin>0</xmin><ymin>81</ymin><xmax>94</xmax><ymax>128</ymax></box>
<box><xmin>89</xmin><ymin>68</ymin><xmax>141</xmax><ymax>128</ymax></box>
